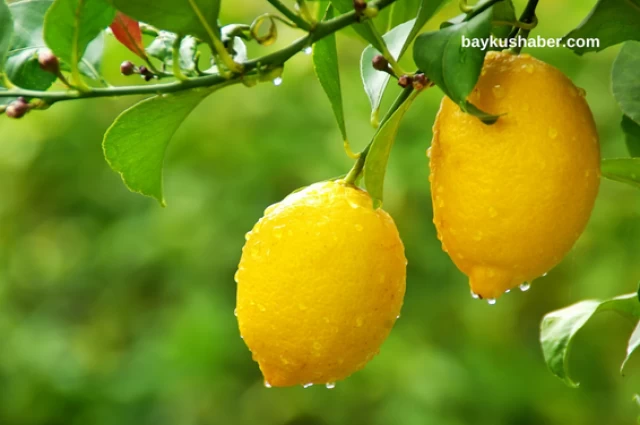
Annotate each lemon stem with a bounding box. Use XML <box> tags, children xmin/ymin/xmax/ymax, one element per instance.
<box><xmin>508</xmin><ymin>0</ymin><xmax>539</xmax><ymax>54</ymax></box>
<box><xmin>344</xmin><ymin>85</ymin><xmax>415</xmax><ymax>185</ymax></box>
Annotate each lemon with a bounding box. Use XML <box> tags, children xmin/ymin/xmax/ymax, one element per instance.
<box><xmin>429</xmin><ymin>51</ymin><xmax>600</xmax><ymax>300</ymax></box>
<box><xmin>236</xmin><ymin>180</ymin><xmax>406</xmax><ymax>387</ymax></box>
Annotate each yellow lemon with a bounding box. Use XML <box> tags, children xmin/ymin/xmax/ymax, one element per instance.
<box><xmin>236</xmin><ymin>180</ymin><xmax>406</xmax><ymax>387</ymax></box>
<box><xmin>429</xmin><ymin>51</ymin><xmax>600</xmax><ymax>300</ymax></box>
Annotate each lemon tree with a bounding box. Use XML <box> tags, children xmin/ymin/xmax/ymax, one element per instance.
<box><xmin>1</xmin><ymin>0</ymin><xmax>640</xmax><ymax>409</ymax></box>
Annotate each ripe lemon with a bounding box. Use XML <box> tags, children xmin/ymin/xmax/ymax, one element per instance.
<box><xmin>236</xmin><ymin>180</ymin><xmax>406</xmax><ymax>387</ymax></box>
<box><xmin>429</xmin><ymin>51</ymin><xmax>600</xmax><ymax>300</ymax></box>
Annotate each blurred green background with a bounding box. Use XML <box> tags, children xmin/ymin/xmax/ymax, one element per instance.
<box><xmin>1</xmin><ymin>0</ymin><xmax>640</xmax><ymax>424</ymax></box>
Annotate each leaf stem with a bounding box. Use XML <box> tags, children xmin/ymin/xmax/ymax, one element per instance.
<box><xmin>344</xmin><ymin>85</ymin><xmax>414</xmax><ymax>185</ymax></box>
<box><xmin>365</xmin><ymin>21</ymin><xmax>404</xmax><ymax>77</ymax></box>
<box><xmin>509</xmin><ymin>0</ymin><xmax>539</xmax><ymax>53</ymax></box>
<box><xmin>0</xmin><ymin>0</ymin><xmax>398</xmax><ymax>104</ymax></box>
<box><xmin>267</xmin><ymin>0</ymin><xmax>312</xmax><ymax>31</ymax></box>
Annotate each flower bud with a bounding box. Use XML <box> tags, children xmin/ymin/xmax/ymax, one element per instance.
<box><xmin>372</xmin><ymin>55</ymin><xmax>389</xmax><ymax>72</ymax></box>
<box><xmin>38</xmin><ymin>49</ymin><xmax>60</xmax><ymax>75</ymax></box>
<box><xmin>398</xmin><ymin>75</ymin><xmax>413</xmax><ymax>88</ymax></box>
<box><xmin>120</xmin><ymin>61</ymin><xmax>136</xmax><ymax>76</ymax></box>
<box><xmin>5</xmin><ymin>98</ymin><xmax>30</xmax><ymax>119</ymax></box>
<box><xmin>353</xmin><ymin>0</ymin><xmax>366</xmax><ymax>14</ymax></box>
<box><xmin>412</xmin><ymin>73</ymin><xmax>428</xmax><ymax>91</ymax></box>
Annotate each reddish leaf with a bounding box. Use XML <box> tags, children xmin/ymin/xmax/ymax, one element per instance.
<box><xmin>110</xmin><ymin>12</ymin><xmax>146</xmax><ymax>59</ymax></box>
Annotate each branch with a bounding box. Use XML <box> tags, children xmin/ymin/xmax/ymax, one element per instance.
<box><xmin>0</xmin><ymin>0</ymin><xmax>398</xmax><ymax>105</ymax></box>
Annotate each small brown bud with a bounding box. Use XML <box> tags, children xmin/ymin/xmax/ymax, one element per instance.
<box><xmin>38</xmin><ymin>49</ymin><xmax>60</xmax><ymax>75</ymax></box>
<box><xmin>372</xmin><ymin>55</ymin><xmax>389</xmax><ymax>72</ymax></box>
<box><xmin>120</xmin><ymin>61</ymin><xmax>136</xmax><ymax>76</ymax></box>
<box><xmin>398</xmin><ymin>75</ymin><xmax>413</xmax><ymax>88</ymax></box>
<box><xmin>5</xmin><ymin>98</ymin><xmax>30</xmax><ymax>119</ymax></box>
<box><xmin>143</xmin><ymin>73</ymin><xmax>154</xmax><ymax>82</ymax></box>
<box><xmin>353</xmin><ymin>0</ymin><xmax>366</xmax><ymax>15</ymax></box>
<box><xmin>412</xmin><ymin>73</ymin><xmax>428</xmax><ymax>91</ymax></box>
<box><xmin>138</xmin><ymin>65</ymin><xmax>149</xmax><ymax>75</ymax></box>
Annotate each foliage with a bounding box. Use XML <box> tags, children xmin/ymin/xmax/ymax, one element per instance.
<box><xmin>0</xmin><ymin>0</ymin><xmax>640</xmax><ymax>422</ymax></box>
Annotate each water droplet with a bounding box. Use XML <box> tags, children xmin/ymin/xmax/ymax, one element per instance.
<box><xmin>234</xmin><ymin>271</ymin><xmax>240</xmax><ymax>283</ymax></box>
<box><xmin>303</xmin><ymin>383</ymin><xmax>313</xmax><ymax>388</ymax></box>
<box><xmin>492</xmin><ymin>84</ymin><xmax>505</xmax><ymax>98</ymax></box>
<box><xmin>470</xmin><ymin>290</ymin><xmax>480</xmax><ymax>299</ymax></box>
<box><xmin>548</xmin><ymin>127</ymin><xmax>558</xmax><ymax>139</ymax></box>
<box><xmin>244</xmin><ymin>231</ymin><xmax>252</xmax><ymax>240</ymax></box>
<box><xmin>258</xmin><ymin>304</ymin><xmax>266</xmax><ymax>312</ymax></box>
<box><xmin>355</xmin><ymin>224</ymin><xmax>363</xmax><ymax>232</ymax></box>
<box><xmin>233</xmin><ymin>308</ymin><xmax>238</xmax><ymax>316</ymax></box>
<box><xmin>240</xmin><ymin>334</ymin><xmax>244</xmax><ymax>339</ymax></box>
<box><xmin>303</xmin><ymin>46</ymin><xmax>312</xmax><ymax>55</ymax></box>
<box><xmin>577</xmin><ymin>87</ymin><xmax>586</xmax><ymax>97</ymax></box>
<box><xmin>522</xmin><ymin>64</ymin><xmax>534</xmax><ymax>74</ymax></box>
<box><xmin>505</xmin><ymin>289</ymin><xmax>511</xmax><ymax>293</ymax></box>
<box><xmin>487</xmin><ymin>298</ymin><xmax>497</xmax><ymax>305</ymax></box>
<box><xmin>396</xmin><ymin>314</ymin><xmax>401</xmax><ymax>319</ymax></box>
<box><xmin>542</xmin><ymin>272</ymin><xmax>548</xmax><ymax>277</ymax></box>
<box><xmin>519</xmin><ymin>282</ymin><xmax>531</xmax><ymax>292</ymax></box>
<box><xmin>326</xmin><ymin>382</ymin><xmax>336</xmax><ymax>389</ymax></box>
<box><xmin>273</xmin><ymin>77</ymin><xmax>283</xmax><ymax>86</ymax></box>
<box><xmin>313</xmin><ymin>341</ymin><xmax>322</xmax><ymax>350</ymax></box>
<box><xmin>426</xmin><ymin>147</ymin><xmax>432</xmax><ymax>158</ymax></box>
<box><xmin>264</xmin><ymin>381</ymin><xmax>272</xmax><ymax>388</ymax></box>
<box><xmin>437</xmin><ymin>198</ymin><xmax>445</xmax><ymax>208</ymax></box>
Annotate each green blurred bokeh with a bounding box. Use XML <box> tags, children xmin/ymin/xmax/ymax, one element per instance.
<box><xmin>1</xmin><ymin>1</ymin><xmax>640</xmax><ymax>424</ymax></box>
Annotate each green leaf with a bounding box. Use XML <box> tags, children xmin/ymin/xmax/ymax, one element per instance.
<box><xmin>147</xmin><ymin>32</ymin><xmax>197</xmax><ymax>74</ymax></box>
<box><xmin>406</xmin><ymin>0</ymin><xmax>449</xmax><ymax>50</ymax></box>
<box><xmin>361</xmin><ymin>19</ymin><xmax>415</xmax><ymax>116</ymax></box>
<box><xmin>58</xmin><ymin>33</ymin><xmax>105</xmax><ymax>80</ymax></box>
<box><xmin>601</xmin><ymin>158</ymin><xmax>640</xmax><ymax>189</ymax></box>
<box><xmin>612</xmin><ymin>41</ymin><xmax>640</xmax><ymax>126</ymax></box>
<box><xmin>622</xmin><ymin>115</ymin><xmax>640</xmax><ymax>157</ymax></box>
<box><xmin>563</xmin><ymin>0</ymin><xmax>640</xmax><ymax>55</ymax></box>
<box><xmin>622</xmin><ymin>321</ymin><xmax>640</xmax><ymax>373</ymax></box>
<box><xmin>4</xmin><ymin>0</ymin><xmax>56</xmax><ymax>92</ymax></box>
<box><xmin>103</xmin><ymin>90</ymin><xmax>210</xmax><ymax>205</ymax></box>
<box><xmin>388</xmin><ymin>0</ymin><xmax>421</xmax><ymax>30</ymax></box>
<box><xmin>364</xmin><ymin>90</ymin><xmax>417</xmax><ymax>207</ymax></box>
<box><xmin>328</xmin><ymin>0</ymin><xmax>385</xmax><ymax>52</ymax></box>
<box><xmin>313</xmin><ymin>5</ymin><xmax>348</xmax><ymax>142</ymax></box>
<box><xmin>108</xmin><ymin>0</ymin><xmax>222</xmax><ymax>45</ymax></box>
<box><xmin>0</xmin><ymin>0</ymin><xmax>13</xmax><ymax>74</ymax></box>
<box><xmin>540</xmin><ymin>294</ymin><xmax>640</xmax><ymax>387</ymax></box>
<box><xmin>43</xmin><ymin>0</ymin><xmax>115</xmax><ymax>67</ymax></box>
<box><xmin>413</xmin><ymin>6</ymin><xmax>498</xmax><ymax>123</ymax></box>
<box><xmin>491</xmin><ymin>0</ymin><xmax>516</xmax><ymax>38</ymax></box>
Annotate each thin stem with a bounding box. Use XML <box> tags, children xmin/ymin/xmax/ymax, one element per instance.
<box><xmin>267</xmin><ymin>0</ymin><xmax>312</xmax><ymax>31</ymax></box>
<box><xmin>510</xmin><ymin>0</ymin><xmax>539</xmax><ymax>53</ymax></box>
<box><xmin>365</xmin><ymin>21</ymin><xmax>404</xmax><ymax>76</ymax></box>
<box><xmin>344</xmin><ymin>85</ymin><xmax>415</xmax><ymax>184</ymax></box>
<box><xmin>0</xmin><ymin>0</ymin><xmax>398</xmax><ymax>104</ymax></box>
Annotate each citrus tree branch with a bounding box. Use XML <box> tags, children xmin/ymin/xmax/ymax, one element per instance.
<box><xmin>0</xmin><ymin>0</ymin><xmax>398</xmax><ymax>105</ymax></box>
